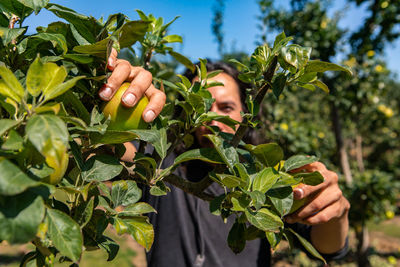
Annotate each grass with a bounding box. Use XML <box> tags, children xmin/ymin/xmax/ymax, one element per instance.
<box><xmin>367</xmin><ymin>218</ymin><xmax>400</xmax><ymax>239</ymax></box>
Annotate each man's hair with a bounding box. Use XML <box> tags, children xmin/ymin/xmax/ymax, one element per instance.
<box><xmin>183</xmin><ymin>60</ymin><xmax>264</xmax><ymax>145</ymax></box>
<box><xmin>183</xmin><ymin>61</ymin><xmax>250</xmax><ymax>113</ymax></box>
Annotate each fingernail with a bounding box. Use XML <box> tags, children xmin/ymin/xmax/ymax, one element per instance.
<box><xmin>294</xmin><ymin>188</ymin><xmax>304</xmax><ymax>199</ymax></box>
<box><xmin>144</xmin><ymin>110</ymin><xmax>155</xmax><ymax>122</ymax></box>
<box><xmin>99</xmin><ymin>86</ymin><xmax>112</xmax><ymax>100</ymax></box>
<box><xmin>122</xmin><ymin>93</ymin><xmax>136</xmax><ymax>106</ymax></box>
<box><xmin>108</xmin><ymin>57</ymin><xmax>115</xmax><ymax>68</ymax></box>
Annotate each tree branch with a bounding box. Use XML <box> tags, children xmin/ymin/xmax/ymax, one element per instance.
<box><xmin>231</xmin><ymin>56</ymin><xmax>278</xmax><ymax>147</ymax></box>
<box><xmin>163</xmin><ymin>174</ymin><xmax>215</xmax><ymax>202</ymax></box>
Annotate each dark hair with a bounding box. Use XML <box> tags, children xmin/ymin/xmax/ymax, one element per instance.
<box><xmin>183</xmin><ymin>60</ymin><xmax>264</xmax><ymax>146</ymax></box>
<box><xmin>183</xmin><ymin>61</ymin><xmax>250</xmax><ymax>113</ymax></box>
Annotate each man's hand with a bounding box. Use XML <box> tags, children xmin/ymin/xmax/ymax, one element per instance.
<box><xmin>98</xmin><ymin>48</ymin><xmax>166</xmax><ymax>123</ymax></box>
<box><xmin>285</xmin><ymin>162</ymin><xmax>350</xmax><ymax>225</ymax></box>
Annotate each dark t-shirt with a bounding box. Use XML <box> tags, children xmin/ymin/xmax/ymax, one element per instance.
<box><xmin>142</xmin><ymin>154</ymin><xmax>348</xmax><ymax>267</ymax></box>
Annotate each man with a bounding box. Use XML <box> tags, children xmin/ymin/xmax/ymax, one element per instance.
<box><xmin>100</xmin><ymin>51</ymin><xmax>350</xmax><ymax>266</ymax></box>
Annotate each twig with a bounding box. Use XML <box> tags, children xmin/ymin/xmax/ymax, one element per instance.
<box><xmin>231</xmin><ymin>56</ymin><xmax>278</xmax><ymax>147</ymax></box>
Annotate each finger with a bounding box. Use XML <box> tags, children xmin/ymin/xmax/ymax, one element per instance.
<box><xmin>99</xmin><ymin>60</ymin><xmax>132</xmax><ymax>101</ymax></box>
<box><xmin>300</xmin><ymin>196</ymin><xmax>350</xmax><ymax>225</ymax></box>
<box><xmin>120</xmin><ymin>68</ymin><xmax>153</xmax><ymax>107</ymax></box>
<box><xmin>142</xmin><ymin>84</ymin><xmax>166</xmax><ymax>122</ymax></box>
<box><xmin>286</xmin><ymin>186</ymin><xmax>342</xmax><ymax>223</ymax></box>
<box><xmin>293</xmin><ymin>168</ymin><xmax>338</xmax><ymax>200</ymax></box>
<box><xmin>290</xmin><ymin>162</ymin><xmax>327</xmax><ymax>173</ymax></box>
<box><xmin>107</xmin><ymin>48</ymin><xmax>118</xmax><ymax>70</ymax></box>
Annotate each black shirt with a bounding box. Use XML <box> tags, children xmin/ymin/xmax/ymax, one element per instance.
<box><xmin>142</xmin><ymin>155</ymin><xmax>348</xmax><ymax>267</ymax></box>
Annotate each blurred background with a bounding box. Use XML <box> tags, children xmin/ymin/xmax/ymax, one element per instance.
<box><xmin>2</xmin><ymin>0</ymin><xmax>400</xmax><ymax>266</ymax></box>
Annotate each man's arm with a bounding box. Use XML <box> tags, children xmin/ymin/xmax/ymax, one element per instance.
<box><xmin>285</xmin><ymin>162</ymin><xmax>351</xmax><ymax>254</ymax></box>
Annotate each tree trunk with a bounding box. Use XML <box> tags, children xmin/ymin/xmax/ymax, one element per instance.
<box><xmin>330</xmin><ymin>102</ymin><xmax>353</xmax><ymax>185</ymax></box>
<box><xmin>356</xmin><ymin>134</ymin><xmax>365</xmax><ymax>172</ymax></box>
<box><xmin>356</xmin><ymin>224</ymin><xmax>370</xmax><ymax>267</ymax></box>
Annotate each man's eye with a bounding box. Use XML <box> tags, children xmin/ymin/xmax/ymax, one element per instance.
<box><xmin>222</xmin><ymin>106</ymin><xmax>233</xmax><ymax>112</ymax></box>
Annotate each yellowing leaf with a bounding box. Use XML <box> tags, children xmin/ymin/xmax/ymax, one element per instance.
<box><xmin>0</xmin><ymin>67</ymin><xmax>24</xmax><ymax>102</ymax></box>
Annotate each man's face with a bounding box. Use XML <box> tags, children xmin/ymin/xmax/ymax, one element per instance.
<box><xmin>195</xmin><ymin>72</ymin><xmax>243</xmax><ymax>147</ymax></box>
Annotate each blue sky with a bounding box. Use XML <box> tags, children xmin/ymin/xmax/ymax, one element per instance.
<box><xmin>25</xmin><ymin>0</ymin><xmax>400</xmax><ymax>77</ymax></box>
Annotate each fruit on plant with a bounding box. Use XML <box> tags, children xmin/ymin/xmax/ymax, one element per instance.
<box><xmin>289</xmin><ymin>183</ymin><xmax>307</xmax><ymax>214</ymax></box>
<box><xmin>385</xmin><ymin>210</ymin><xmax>395</xmax><ymax>219</ymax></box>
<box><xmin>102</xmin><ymin>82</ymin><xmax>149</xmax><ymax>130</ymax></box>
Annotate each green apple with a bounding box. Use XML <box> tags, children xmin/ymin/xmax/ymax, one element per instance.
<box><xmin>102</xmin><ymin>82</ymin><xmax>149</xmax><ymax>130</ymax></box>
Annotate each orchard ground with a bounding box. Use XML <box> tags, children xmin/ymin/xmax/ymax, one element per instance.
<box><xmin>1</xmin><ymin>217</ymin><xmax>400</xmax><ymax>267</ymax></box>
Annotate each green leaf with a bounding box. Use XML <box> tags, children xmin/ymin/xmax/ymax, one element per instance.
<box><xmin>267</xmin><ymin>186</ymin><xmax>293</xmax><ymax>216</ymax></box>
<box><xmin>199</xmin><ymin>58</ymin><xmax>207</xmax><ymax>80</ymax></box>
<box><xmin>31</xmin><ymin>61</ymin><xmax>67</xmax><ymax>98</ymax></box>
<box><xmin>215</xmin><ymin>174</ymin><xmax>245</xmax><ymax>188</ymax></box>
<box><xmin>11</xmin><ymin>0</ymin><xmax>48</xmax><ymax>14</ymax></box>
<box><xmin>209</xmin><ymin>194</ymin><xmax>226</xmax><ymax>215</ymax></box>
<box><xmin>266</xmin><ymin>232</ymin><xmax>282</xmax><ymax>249</ymax></box>
<box><xmin>111</xmin><ymin>180</ymin><xmax>142</xmax><ymax>208</ymax></box>
<box><xmin>26</xmin><ymin>114</ymin><xmax>69</xmax><ymax>152</ymax></box>
<box><xmin>248</xmin><ymin>190</ymin><xmax>266</xmax><ymax>210</ymax></box>
<box><xmin>304</xmin><ymin>60</ymin><xmax>352</xmax><ymax>76</ymax></box>
<box><xmin>227</xmin><ymin>221</ymin><xmax>246</xmax><ymax>254</ymax></box>
<box><xmin>245</xmin><ymin>208</ymin><xmax>283</xmax><ymax>232</ymax></box>
<box><xmin>0</xmin><ymin>190</ymin><xmax>45</xmax><ymax>243</ymax></box>
<box><xmin>293</xmin><ymin>171</ymin><xmax>324</xmax><ymax>186</ymax></box>
<box><xmin>176</xmin><ymin>74</ymin><xmax>192</xmax><ymax>90</ymax></box>
<box><xmin>0</xmin><ymin>66</ymin><xmax>24</xmax><ymax>102</ymax></box>
<box><xmin>2</xmin><ymin>129</ymin><xmax>23</xmax><ymax>150</ymax></box>
<box><xmin>0</xmin><ymin>0</ymin><xmax>33</xmax><ymax>18</ymax></box>
<box><xmin>89</xmin><ymin>130</ymin><xmax>139</xmax><ymax>145</ymax></box>
<box><xmin>273</xmin><ymin>31</ymin><xmax>286</xmax><ymax>48</ymax></box>
<box><xmin>118</xmin><ymin>202</ymin><xmax>156</xmax><ymax>217</ymax></box>
<box><xmin>231</xmin><ymin>193</ymin><xmax>251</xmax><ymax>212</ymax></box>
<box><xmin>206</xmin><ymin>70</ymin><xmax>223</xmax><ymax>79</ymax></box>
<box><xmin>44</xmin><ymin>75</ymin><xmax>85</xmax><ymax>102</ymax></box>
<box><xmin>132</xmin><ymin>129</ymin><xmax>169</xmax><ymax>159</ymax></box>
<box><xmin>26</xmin><ymin>57</ymin><xmax>45</xmax><ymax>97</ymax></box>
<box><xmin>196</xmin><ymin>112</ymin><xmax>239</xmax><ymax>130</ymax></box>
<box><xmin>73</xmin><ymin>38</ymin><xmax>110</xmax><ymax>57</ymax></box>
<box><xmin>149</xmin><ymin>181</ymin><xmax>170</xmax><ymax>196</ymax></box>
<box><xmin>31</xmin><ymin>32</ymin><xmax>68</xmax><ymax>54</ymax></box>
<box><xmin>46</xmin><ymin>3</ymin><xmax>102</xmax><ymax>44</ymax></box>
<box><xmin>0</xmin><ymin>27</ymin><xmax>27</xmax><ymax>46</ymax></box>
<box><xmin>252</xmin><ymin>168</ymin><xmax>280</xmax><ymax>194</ymax></box>
<box><xmin>73</xmin><ymin>197</ymin><xmax>94</xmax><ymax>228</ymax></box>
<box><xmin>117</xmin><ymin>20</ymin><xmax>150</xmax><ymax>48</ymax></box>
<box><xmin>0</xmin><ymin>158</ymin><xmax>39</xmax><ymax>195</ymax></box>
<box><xmin>284</xmin><ymin>155</ymin><xmax>318</xmax><ymax>172</ymax></box>
<box><xmin>63</xmin><ymin>54</ymin><xmax>93</xmax><ymax>64</ymax></box>
<box><xmin>0</xmin><ymin>119</ymin><xmax>18</xmax><ymax>136</ymax></box>
<box><xmin>116</xmin><ymin>217</ymin><xmax>154</xmax><ymax>252</ymax></box>
<box><xmin>272</xmin><ymin>73</ymin><xmax>287</xmax><ymax>99</ymax></box>
<box><xmin>82</xmin><ymin>154</ymin><xmax>123</xmax><ymax>182</ymax></box>
<box><xmin>46</xmin><ymin>208</ymin><xmax>83</xmax><ymax>262</ymax></box>
<box><xmin>205</xmin><ymin>135</ymin><xmax>239</xmax><ymax>172</ymax></box>
<box><xmin>168</xmin><ymin>51</ymin><xmax>194</xmax><ymax>72</ymax></box>
<box><xmin>233</xmin><ymin>163</ymin><xmax>250</xmax><ymax>188</ymax></box>
<box><xmin>162</xmin><ymin>34</ymin><xmax>182</xmax><ymax>43</ymax></box>
<box><xmin>245</xmin><ymin>143</ymin><xmax>284</xmax><ymax>167</ymax></box>
<box><xmin>287</xmin><ymin>228</ymin><xmax>326</xmax><ymax>264</ymax></box>
<box><xmin>311</xmin><ymin>80</ymin><xmax>329</xmax><ymax>93</ymax></box>
<box><xmin>96</xmin><ymin>236</ymin><xmax>119</xmax><ymax>261</ymax></box>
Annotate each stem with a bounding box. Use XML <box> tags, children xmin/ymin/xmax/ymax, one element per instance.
<box><xmin>163</xmin><ymin>174</ymin><xmax>214</xmax><ymax>201</ymax></box>
<box><xmin>231</xmin><ymin>56</ymin><xmax>278</xmax><ymax>147</ymax></box>
<box><xmin>144</xmin><ymin>48</ymin><xmax>154</xmax><ymax>70</ymax></box>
